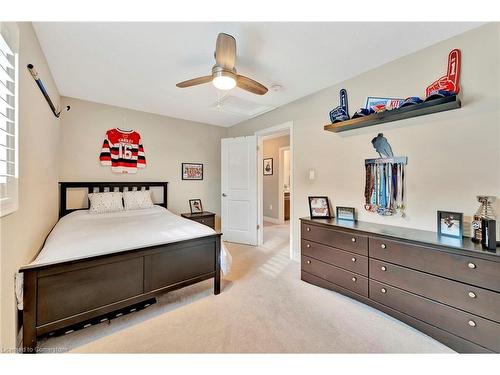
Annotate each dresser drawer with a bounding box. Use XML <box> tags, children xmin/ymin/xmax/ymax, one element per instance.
<box><xmin>370</xmin><ymin>280</ymin><xmax>500</xmax><ymax>352</ymax></box>
<box><xmin>301</xmin><ymin>223</ymin><xmax>368</xmax><ymax>255</ymax></box>
<box><xmin>301</xmin><ymin>255</ymin><xmax>368</xmax><ymax>296</ymax></box>
<box><xmin>301</xmin><ymin>240</ymin><xmax>368</xmax><ymax>276</ymax></box>
<box><xmin>369</xmin><ymin>237</ymin><xmax>500</xmax><ymax>291</ymax></box>
<box><xmin>370</xmin><ymin>259</ymin><xmax>500</xmax><ymax>323</ymax></box>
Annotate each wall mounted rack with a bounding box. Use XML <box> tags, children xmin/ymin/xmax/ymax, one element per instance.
<box><xmin>324</xmin><ymin>95</ymin><xmax>461</xmax><ymax>133</ymax></box>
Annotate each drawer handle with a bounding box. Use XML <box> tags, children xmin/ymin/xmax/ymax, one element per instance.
<box><xmin>306</xmin><ymin>227</ymin><xmax>311</xmax><ymax>232</ymax></box>
<box><xmin>306</xmin><ymin>243</ymin><xmax>311</xmax><ymax>248</ymax></box>
<box><xmin>351</xmin><ymin>237</ymin><xmax>356</xmax><ymax>243</ymax></box>
<box><xmin>381</xmin><ymin>266</ymin><xmax>387</xmax><ymax>271</ymax></box>
<box><xmin>351</xmin><ymin>257</ymin><xmax>356</xmax><ymax>262</ymax></box>
<box><xmin>306</xmin><ymin>260</ymin><xmax>311</xmax><ymax>264</ymax></box>
<box><xmin>351</xmin><ymin>277</ymin><xmax>357</xmax><ymax>282</ymax></box>
<box><xmin>381</xmin><ymin>243</ymin><xmax>387</xmax><ymax>249</ymax></box>
<box><xmin>201</xmin><ymin>219</ymin><xmax>205</xmax><ymax>223</ymax></box>
<box><xmin>468</xmin><ymin>320</ymin><xmax>476</xmax><ymax>327</ymax></box>
<box><xmin>381</xmin><ymin>288</ymin><xmax>387</xmax><ymax>293</ymax></box>
<box><xmin>468</xmin><ymin>262</ymin><xmax>476</xmax><ymax>269</ymax></box>
<box><xmin>468</xmin><ymin>291</ymin><xmax>477</xmax><ymax>299</ymax></box>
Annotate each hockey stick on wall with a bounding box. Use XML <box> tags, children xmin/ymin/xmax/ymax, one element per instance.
<box><xmin>27</xmin><ymin>64</ymin><xmax>70</xmax><ymax>118</ymax></box>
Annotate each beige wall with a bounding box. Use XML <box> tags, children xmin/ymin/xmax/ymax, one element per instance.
<box><xmin>0</xmin><ymin>22</ymin><xmax>61</xmax><ymax>350</ymax></box>
<box><xmin>229</xmin><ymin>23</ymin><xmax>500</xmax><ymax>259</ymax></box>
<box><xmin>263</xmin><ymin>135</ymin><xmax>290</xmax><ymax>220</ymax></box>
<box><xmin>59</xmin><ymin>97</ymin><xmax>227</xmax><ymax>217</ymax></box>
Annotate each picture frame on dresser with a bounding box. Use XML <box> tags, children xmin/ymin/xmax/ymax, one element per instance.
<box><xmin>336</xmin><ymin>206</ymin><xmax>355</xmax><ymax>221</ymax></box>
<box><xmin>437</xmin><ymin>210</ymin><xmax>463</xmax><ymax>238</ymax></box>
<box><xmin>308</xmin><ymin>196</ymin><xmax>332</xmax><ymax>218</ymax></box>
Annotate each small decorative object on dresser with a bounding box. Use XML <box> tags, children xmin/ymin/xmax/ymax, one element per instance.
<box><xmin>437</xmin><ymin>211</ymin><xmax>463</xmax><ymax>238</ymax></box>
<box><xmin>336</xmin><ymin>206</ymin><xmax>355</xmax><ymax>221</ymax></box>
<box><xmin>308</xmin><ymin>196</ymin><xmax>332</xmax><ymax>219</ymax></box>
<box><xmin>263</xmin><ymin>158</ymin><xmax>273</xmax><ymax>175</ymax></box>
<box><xmin>189</xmin><ymin>199</ymin><xmax>203</xmax><ymax>214</ymax></box>
<box><xmin>182</xmin><ymin>163</ymin><xmax>203</xmax><ymax>180</ymax></box>
<box><xmin>181</xmin><ymin>211</ymin><xmax>216</xmax><ymax>230</ymax></box>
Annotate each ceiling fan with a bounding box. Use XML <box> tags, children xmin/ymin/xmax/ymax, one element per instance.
<box><xmin>176</xmin><ymin>33</ymin><xmax>268</xmax><ymax>95</ymax></box>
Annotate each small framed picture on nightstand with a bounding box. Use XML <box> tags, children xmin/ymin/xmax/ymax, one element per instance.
<box><xmin>189</xmin><ymin>199</ymin><xmax>203</xmax><ymax>214</ymax></box>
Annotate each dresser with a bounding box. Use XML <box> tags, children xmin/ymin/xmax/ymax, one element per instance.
<box><xmin>300</xmin><ymin>217</ymin><xmax>500</xmax><ymax>353</ymax></box>
<box><xmin>181</xmin><ymin>212</ymin><xmax>216</xmax><ymax>229</ymax></box>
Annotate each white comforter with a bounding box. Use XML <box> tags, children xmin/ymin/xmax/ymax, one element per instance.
<box><xmin>29</xmin><ymin>206</ymin><xmax>231</xmax><ymax>274</ymax></box>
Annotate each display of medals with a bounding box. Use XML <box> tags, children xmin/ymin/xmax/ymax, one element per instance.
<box><xmin>364</xmin><ymin>134</ymin><xmax>407</xmax><ymax>217</ymax></box>
<box><xmin>471</xmin><ymin>195</ymin><xmax>496</xmax><ymax>243</ymax></box>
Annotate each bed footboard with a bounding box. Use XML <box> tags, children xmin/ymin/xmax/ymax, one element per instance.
<box><xmin>21</xmin><ymin>234</ymin><xmax>222</xmax><ymax>353</ymax></box>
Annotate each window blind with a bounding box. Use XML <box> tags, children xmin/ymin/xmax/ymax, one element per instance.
<box><xmin>0</xmin><ymin>31</ymin><xmax>18</xmax><ymax>216</ymax></box>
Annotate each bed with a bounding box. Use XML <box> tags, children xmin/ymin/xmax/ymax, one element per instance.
<box><xmin>19</xmin><ymin>181</ymin><xmax>225</xmax><ymax>353</ymax></box>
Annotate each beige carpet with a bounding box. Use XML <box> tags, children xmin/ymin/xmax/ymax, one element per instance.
<box><xmin>39</xmin><ymin>222</ymin><xmax>453</xmax><ymax>353</ymax></box>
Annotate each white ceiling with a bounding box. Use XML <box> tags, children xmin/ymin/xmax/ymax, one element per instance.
<box><xmin>33</xmin><ymin>22</ymin><xmax>483</xmax><ymax>127</ymax></box>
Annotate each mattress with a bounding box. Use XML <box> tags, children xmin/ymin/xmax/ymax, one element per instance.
<box><xmin>28</xmin><ymin>205</ymin><xmax>231</xmax><ymax>274</ymax></box>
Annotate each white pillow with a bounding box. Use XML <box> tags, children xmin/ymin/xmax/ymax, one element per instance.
<box><xmin>123</xmin><ymin>190</ymin><xmax>154</xmax><ymax>210</ymax></box>
<box><xmin>88</xmin><ymin>192</ymin><xmax>124</xmax><ymax>214</ymax></box>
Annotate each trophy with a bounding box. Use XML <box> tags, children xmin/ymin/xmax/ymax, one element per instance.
<box><xmin>471</xmin><ymin>196</ymin><xmax>496</xmax><ymax>243</ymax></box>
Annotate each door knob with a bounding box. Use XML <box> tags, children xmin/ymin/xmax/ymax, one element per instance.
<box><xmin>222</xmin><ymin>193</ymin><xmax>227</xmax><ymax>197</ymax></box>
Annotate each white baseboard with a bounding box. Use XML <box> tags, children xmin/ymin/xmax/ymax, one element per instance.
<box><xmin>263</xmin><ymin>216</ymin><xmax>282</xmax><ymax>224</ymax></box>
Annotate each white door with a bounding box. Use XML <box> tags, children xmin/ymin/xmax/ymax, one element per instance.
<box><xmin>221</xmin><ymin>136</ymin><xmax>257</xmax><ymax>245</ymax></box>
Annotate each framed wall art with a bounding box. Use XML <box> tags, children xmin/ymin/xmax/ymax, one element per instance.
<box><xmin>182</xmin><ymin>163</ymin><xmax>203</xmax><ymax>180</ymax></box>
<box><xmin>263</xmin><ymin>158</ymin><xmax>273</xmax><ymax>175</ymax></box>
<box><xmin>308</xmin><ymin>196</ymin><xmax>332</xmax><ymax>219</ymax></box>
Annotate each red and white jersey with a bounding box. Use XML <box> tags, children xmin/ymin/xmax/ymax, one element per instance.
<box><xmin>99</xmin><ymin>128</ymin><xmax>146</xmax><ymax>173</ymax></box>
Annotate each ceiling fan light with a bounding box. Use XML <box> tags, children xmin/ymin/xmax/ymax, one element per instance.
<box><xmin>212</xmin><ymin>75</ymin><xmax>236</xmax><ymax>90</ymax></box>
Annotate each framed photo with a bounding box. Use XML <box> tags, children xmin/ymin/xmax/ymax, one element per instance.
<box><xmin>336</xmin><ymin>206</ymin><xmax>355</xmax><ymax>221</ymax></box>
<box><xmin>189</xmin><ymin>199</ymin><xmax>203</xmax><ymax>214</ymax></box>
<box><xmin>308</xmin><ymin>196</ymin><xmax>332</xmax><ymax>219</ymax></box>
<box><xmin>263</xmin><ymin>158</ymin><xmax>273</xmax><ymax>175</ymax></box>
<box><xmin>182</xmin><ymin>163</ymin><xmax>203</xmax><ymax>180</ymax></box>
<box><xmin>437</xmin><ymin>211</ymin><xmax>463</xmax><ymax>238</ymax></box>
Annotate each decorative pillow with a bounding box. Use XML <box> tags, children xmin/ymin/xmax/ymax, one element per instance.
<box><xmin>123</xmin><ymin>190</ymin><xmax>154</xmax><ymax>210</ymax></box>
<box><xmin>88</xmin><ymin>192</ymin><xmax>124</xmax><ymax>214</ymax></box>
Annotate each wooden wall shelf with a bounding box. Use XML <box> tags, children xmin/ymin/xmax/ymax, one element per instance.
<box><xmin>324</xmin><ymin>95</ymin><xmax>461</xmax><ymax>133</ymax></box>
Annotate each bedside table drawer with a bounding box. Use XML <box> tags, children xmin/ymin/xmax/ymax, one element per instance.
<box><xmin>192</xmin><ymin>216</ymin><xmax>215</xmax><ymax>229</ymax></box>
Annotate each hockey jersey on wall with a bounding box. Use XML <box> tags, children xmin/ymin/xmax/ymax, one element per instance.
<box><xmin>99</xmin><ymin>128</ymin><xmax>146</xmax><ymax>173</ymax></box>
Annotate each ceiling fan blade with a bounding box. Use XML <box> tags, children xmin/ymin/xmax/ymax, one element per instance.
<box><xmin>176</xmin><ymin>75</ymin><xmax>213</xmax><ymax>88</ymax></box>
<box><xmin>236</xmin><ymin>75</ymin><xmax>268</xmax><ymax>95</ymax></box>
<box><xmin>215</xmin><ymin>33</ymin><xmax>236</xmax><ymax>70</ymax></box>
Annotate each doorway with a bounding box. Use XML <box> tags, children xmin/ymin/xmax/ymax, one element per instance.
<box><xmin>255</xmin><ymin>122</ymin><xmax>293</xmax><ymax>259</ymax></box>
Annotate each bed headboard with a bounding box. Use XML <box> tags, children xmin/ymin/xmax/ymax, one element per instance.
<box><xmin>59</xmin><ymin>181</ymin><xmax>168</xmax><ymax>218</ymax></box>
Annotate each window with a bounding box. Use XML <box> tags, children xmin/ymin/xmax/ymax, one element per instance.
<box><xmin>0</xmin><ymin>30</ymin><xmax>18</xmax><ymax>217</ymax></box>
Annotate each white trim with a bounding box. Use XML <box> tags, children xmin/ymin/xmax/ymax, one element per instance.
<box><xmin>263</xmin><ymin>216</ymin><xmax>281</xmax><ymax>224</ymax></box>
<box><xmin>256</xmin><ymin>121</ymin><xmax>294</xmax><ymax>260</ymax></box>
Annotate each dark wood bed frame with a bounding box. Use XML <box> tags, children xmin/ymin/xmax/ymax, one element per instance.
<box><xmin>19</xmin><ymin>181</ymin><xmax>221</xmax><ymax>353</ymax></box>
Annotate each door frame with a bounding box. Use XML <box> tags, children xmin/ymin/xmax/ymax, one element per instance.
<box><xmin>278</xmin><ymin>146</ymin><xmax>290</xmax><ymax>224</ymax></box>
<box><xmin>255</xmin><ymin>121</ymin><xmax>294</xmax><ymax>259</ymax></box>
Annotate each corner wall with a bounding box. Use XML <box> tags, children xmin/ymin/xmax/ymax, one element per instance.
<box><xmin>0</xmin><ymin>22</ymin><xmax>61</xmax><ymax>350</ymax></box>
<box><xmin>58</xmin><ymin>97</ymin><xmax>228</xmax><ymax>218</ymax></box>
<box><xmin>228</xmin><ymin>23</ymin><xmax>500</xmax><ymax>260</ymax></box>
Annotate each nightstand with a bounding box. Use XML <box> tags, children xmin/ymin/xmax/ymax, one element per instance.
<box><xmin>181</xmin><ymin>212</ymin><xmax>216</xmax><ymax>229</ymax></box>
